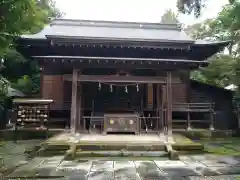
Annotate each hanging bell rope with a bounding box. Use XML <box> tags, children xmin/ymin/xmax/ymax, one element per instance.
<box><xmin>97</xmin><ymin>82</ymin><xmax>141</xmax><ymax>92</ymax></box>
<box><xmin>110</xmin><ymin>84</ymin><xmax>113</xmax><ymax>92</ymax></box>
<box><xmin>98</xmin><ymin>82</ymin><xmax>101</xmax><ymax>90</ymax></box>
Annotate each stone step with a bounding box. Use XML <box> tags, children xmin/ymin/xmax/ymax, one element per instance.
<box><xmin>75</xmin><ymin>150</ymin><xmax>169</xmax><ymax>158</ymax></box>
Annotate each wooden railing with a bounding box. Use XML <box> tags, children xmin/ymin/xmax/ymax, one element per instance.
<box><xmin>172</xmin><ymin>103</ymin><xmax>215</xmax><ymax>130</ymax></box>
<box><xmin>82</xmin><ymin>116</ymin><xmax>163</xmax><ymax>134</ymax></box>
<box><xmin>47</xmin><ymin>102</ymin><xmax>216</xmax><ymax>131</ymax></box>
<box><xmin>173</xmin><ymin>103</ymin><xmax>214</xmax><ymax>112</ymax></box>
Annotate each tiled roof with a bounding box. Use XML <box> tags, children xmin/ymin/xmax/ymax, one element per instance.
<box><xmin>21</xmin><ymin>19</ymin><xmax>194</xmax><ymax>43</ymax></box>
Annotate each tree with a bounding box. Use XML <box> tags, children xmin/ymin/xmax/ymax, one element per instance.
<box><xmin>160</xmin><ymin>9</ymin><xmax>179</xmax><ymax>24</ymax></box>
<box><xmin>185</xmin><ymin>1</ymin><xmax>240</xmax><ymax>89</ymax></box>
<box><xmin>0</xmin><ymin>0</ymin><xmax>61</xmax><ymax>97</ymax></box>
<box><xmin>177</xmin><ymin>0</ymin><xmax>203</xmax><ymax>17</ymax></box>
<box><xmin>177</xmin><ymin>0</ymin><xmax>237</xmax><ymax>17</ymax></box>
<box><xmin>0</xmin><ymin>0</ymin><xmax>61</xmax><ymax>54</ymax></box>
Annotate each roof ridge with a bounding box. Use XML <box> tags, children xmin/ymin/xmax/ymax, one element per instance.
<box><xmin>50</xmin><ymin>18</ymin><xmax>182</xmax><ymax>30</ymax></box>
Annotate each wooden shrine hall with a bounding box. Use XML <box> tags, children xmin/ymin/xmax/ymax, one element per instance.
<box><xmin>15</xmin><ymin>19</ymin><xmax>230</xmax><ymax>135</ymax></box>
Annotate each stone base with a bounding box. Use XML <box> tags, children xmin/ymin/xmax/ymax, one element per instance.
<box><xmin>23</xmin><ymin>133</ymin><xmax>204</xmax><ymax>159</ymax></box>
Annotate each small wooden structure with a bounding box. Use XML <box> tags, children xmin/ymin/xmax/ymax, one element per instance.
<box><xmin>13</xmin><ymin>99</ymin><xmax>53</xmax><ymax>130</ymax></box>
<box><xmin>15</xmin><ymin>19</ymin><xmax>230</xmax><ymax>136</ymax></box>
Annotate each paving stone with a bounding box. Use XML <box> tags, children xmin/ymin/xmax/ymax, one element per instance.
<box><xmin>200</xmin><ymin>160</ymin><xmax>233</xmax><ymax>167</ymax></box>
<box><xmin>1</xmin><ymin>154</ymin><xmax>28</xmax><ymax>169</ymax></box>
<box><xmin>57</xmin><ymin>160</ymin><xmax>81</xmax><ymax>169</ymax></box>
<box><xmin>179</xmin><ymin>155</ymin><xmax>193</xmax><ymax>161</ymax></box>
<box><xmin>91</xmin><ymin>160</ymin><xmax>113</xmax><ymax>172</ymax></box>
<box><xmin>135</xmin><ymin>161</ymin><xmax>165</xmax><ymax>179</ymax></box>
<box><xmin>114</xmin><ymin>161</ymin><xmax>140</xmax><ymax>180</ymax></box>
<box><xmin>13</xmin><ymin>178</ymin><xmax>67</xmax><ymax>180</ymax></box>
<box><xmin>167</xmin><ymin>176</ymin><xmax>194</xmax><ymax>180</ymax></box>
<box><xmin>217</xmin><ymin>156</ymin><xmax>240</xmax><ymax>166</ymax></box>
<box><xmin>87</xmin><ymin>171</ymin><xmax>113</xmax><ymax>180</ymax></box>
<box><xmin>55</xmin><ymin>160</ymin><xmax>91</xmax><ymax>177</ymax></box>
<box><xmin>161</xmin><ymin>167</ymin><xmax>200</xmax><ymax>177</ymax></box>
<box><xmin>33</xmin><ymin>156</ymin><xmax>64</xmax><ymax>177</ymax></box>
<box><xmin>189</xmin><ymin>175</ymin><xmax>240</xmax><ymax>180</ymax></box>
<box><xmin>210</xmin><ymin>166</ymin><xmax>240</xmax><ymax>175</ymax></box>
<box><xmin>67</xmin><ymin>175</ymin><xmax>86</xmax><ymax>180</ymax></box>
<box><xmin>0</xmin><ymin>140</ymin><xmax>42</xmax><ymax>155</ymax></box>
<box><xmin>189</xmin><ymin>155</ymin><xmax>209</xmax><ymax>161</ymax></box>
<box><xmin>231</xmin><ymin>156</ymin><xmax>240</xmax><ymax>166</ymax></box>
<box><xmin>8</xmin><ymin>157</ymin><xmax>46</xmax><ymax>178</ymax></box>
<box><xmin>123</xmin><ymin>151</ymin><xmax>167</xmax><ymax>157</ymax></box>
<box><xmin>154</xmin><ymin>160</ymin><xmax>186</xmax><ymax>168</ymax></box>
<box><xmin>183</xmin><ymin>161</ymin><xmax>219</xmax><ymax>176</ymax></box>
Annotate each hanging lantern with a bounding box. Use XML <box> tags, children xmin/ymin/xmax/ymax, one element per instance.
<box><xmin>110</xmin><ymin>84</ymin><xmax>113</xmax><ymax>92</ymax></box>
<box><xmin>125</xmin><ymin>85</ymin><xmax>128</xmax><ymax>93</ymax></box>
<box><xmin>98</xmin><ymin>82</ymin><xmax>101</xmax><ymax>90</ymax></box>
<box><xmin>136</xmin><ymin>84</ymin><xmax>139</xmax><ymax>92</ymax></box>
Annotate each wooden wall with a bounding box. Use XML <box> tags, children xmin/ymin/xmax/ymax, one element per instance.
<box><xmin>42</xmin><ymin>71</ymin><xmax>190</xmax><ymax>110</ymax></box>
<box><xmin>42</xmin><ymin>75</ymin><xmax>64</xmax><ymax>109</ymax></box>
<box><xmin>160</xmin><ymin>71</ymin><xmax>188</xmax><ymax>105</ymax></box>
<box><xmin>190</xmin><ymin>80</ymin><xmax>237</xmax><ymax>129</ymax></box>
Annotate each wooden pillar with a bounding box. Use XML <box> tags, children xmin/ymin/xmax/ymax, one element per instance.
<box><xmin>210</xmin><ymin>104</ymin><xmax>215</xmax><ymax>131</ymax></box>
<box><xmin>76</xmin><ymin>83</ymin><xmax>82</xmax><ymax>132</ymax></box>
<box><xmin>166</xmin><ymin>71</ymin><xmax>172</xmax><ymax>138</ymax></box>
<box><xmin>147</xmin><ymin>84</ymin><xmax>153</xmax><ymax>109</ymax></box>
<box><xmin>70</xmin><ymin>69</ymin><xmax>80</xmax><ymax>133</ymax></box>
<box><xmin>187</xmin><ymin>105</ymin><xmax>191</xmax><ymax>130</ymax></box>
<box><xmin>156</xmin><ymin>84</ymin><xmax>161</xmax><ymax>131</ymax></box>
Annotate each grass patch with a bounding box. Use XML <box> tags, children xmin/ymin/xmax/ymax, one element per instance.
<box><xmin>204</xmin><ymin>146</ymin><xmax>240</xmax><ymax>156</ymax></box>
<box><xmin>198</xmin><ymin>137</ymin><xmax>240</xmax><ymax>156</ymax></box>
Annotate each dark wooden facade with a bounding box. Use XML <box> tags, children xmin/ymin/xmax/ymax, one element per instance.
<box><xmin>16</xmin><ymin>19</ymin><xmax>230</xmax><ymax>134</ymax></box>
<box><xmin>189</xmin><ymin>80</ymin><xmax>237</xmax><ymax>130</ymax></box>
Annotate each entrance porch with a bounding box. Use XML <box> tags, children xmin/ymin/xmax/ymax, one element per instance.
<box><xmin>35</xmin><ymin>132</ymin><xmax>203</xmax><ymax>159</ymax></box>
<box><xmin>66</xmin><ymin>68</ymin><xmax>174</xmax><ymax>136</ymax></box>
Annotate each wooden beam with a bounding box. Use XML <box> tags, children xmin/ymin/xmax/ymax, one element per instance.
<box><xmin>33</xmin><ymin>56</ymin><xmax>208</xmax><ymax>64</ymax></box>
<box><xmin>63</xmin><ymin>74</ymin><xmax>181</xmax><ymax>84</ymax></box>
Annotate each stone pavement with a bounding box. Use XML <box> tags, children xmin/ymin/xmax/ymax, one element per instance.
<box><xmin>2</xmin><ymin>154</ymin><xmax>240</xmax><ymax>179</ymax></box>
<box><xmin>1</xmin><ymin>141</ymin><xmax>240</xmax><ymax>179</ymax></box>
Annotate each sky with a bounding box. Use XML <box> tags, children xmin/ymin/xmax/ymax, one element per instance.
<box><xmin>55</xmin><ymin>0</ymin><xmax>228</xmax><ymax>25</ymax></box>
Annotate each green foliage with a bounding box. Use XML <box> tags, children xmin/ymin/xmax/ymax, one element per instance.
<box><xmin>0</xmin><ymin>76</ymin><xmax>9</xmax><ymax>99</ymax></box>
<box><xmin>0</xmin><ymin>0</ymin><xmax>61</xmax><ymax>97</ymax></box>
<box><xmin>160</xmin><ymin>9</ymin><xmax>180</xmax><ymax>24</ymax></box>
<box><xmin>0</xmin><ymin>0</ymin><xmax>61</xmax><ymax>53</ymax></box>
<box><xmin>177</xmin><ymin>0</ymin><xmax>203</xmax><ymax>17</ymax></box>
<box><xmin>11</xmin><ymin>75</ymin><xmax>40</xmax><ymax>95</ymax></box>
<box><xmin>177</xmin><ymin>0</ymin><xmax>237</xmax><ymax>17</ymax></box>
<box><xmin>185</xmin><ymin>1</ymin><xmax>240</xmax><ymax>91</ymax></box>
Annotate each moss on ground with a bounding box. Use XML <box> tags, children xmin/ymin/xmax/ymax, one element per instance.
<box><xmin>198</xmin><ymin>137</ymin><xmax>240</xmax><ymax>156</ymax></box>
<box><xmin>172</xmin><ymin>134</ymin><xmax>204</xmax><ymax>151</ymax></box>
